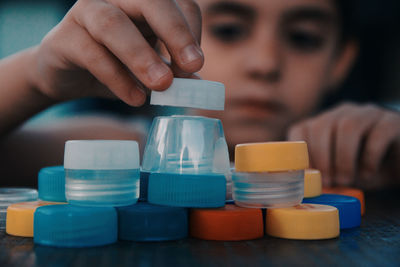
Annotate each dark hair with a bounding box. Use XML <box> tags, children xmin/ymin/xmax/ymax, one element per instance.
<box><xmin>334</xmin><ymin>0</ymin><xmax>358</xmax><ymax>42</ymax></box>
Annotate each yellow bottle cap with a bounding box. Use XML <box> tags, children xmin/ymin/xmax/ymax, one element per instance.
<box><xmin>235</xmin><ymin>141</ymin><xmax>309</xmax><ymax>172</ymax></box>
<box><xmin>6</xmin><ymin>201</ymin><xmax>65</xmax><ymax>237</ymax></box>
<box><xmin>266</xmin><ymin>204</ymin><xmax>339</xmax><ymax>240</ymax></box>
<box><xmin>304</xmin><ymin>169</ymin><xmax>322</xmax><ymax>198</ymax></box>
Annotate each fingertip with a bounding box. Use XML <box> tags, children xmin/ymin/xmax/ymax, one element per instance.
<box><xmin>128</xmin><ymin>88</ymin><xmax>147</xmax><ymax>107</ymax></box>
<box><xmin>178</xmin><ymin>44</ymin><xmax>204</xmax><ymax>73</ymax></box>
<box><xmin>146</xmin><ymin>63</ymin><xmax>174</xmax><ymax>91</ymax></box>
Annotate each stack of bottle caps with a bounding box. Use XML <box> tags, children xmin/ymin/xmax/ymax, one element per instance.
<box><xmin>2</xmin><ymin>78</ymin><xmax>363</xmax><ymax>246</ymax></box>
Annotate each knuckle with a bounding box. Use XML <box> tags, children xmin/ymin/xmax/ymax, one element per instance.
<box><xmin>95</xmin><ymin>6</ymin><xmax>125</xmax><ymax>32</ymax></box>
<box><xmin>337</xmin><ymin>118</ymin><xmax>355</xmax><ymax>134</ymax></box>
<box><xmin>178</xmin><ymin>0</ymin><xmax>201</xmax><ymax>17</ymax></box>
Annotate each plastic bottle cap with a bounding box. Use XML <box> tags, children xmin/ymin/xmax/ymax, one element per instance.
<box><xmin>304</xmin><ymin>169</ymin><xmax>322</xmax><ymax>198</ymax></box>
<box><xmin>322</xmin><ymin>187</ymin><xmax>365</xmax><ymax>215</ymax></box>
<box><xmin>64</xmin><ymin>140</ymin><xmax>140</xmax><ymax>170</ymax></box>
<box><xmin>65</xmin><ymin>169</ymin><xmax>140</xmax><ymax>207</ymax></box>
<box><xmin>117</xmin><ymin>203</ymin><xmax>188</xmax><ymax>241</ymax></box>
<box><xmin>148</xmin><ymin>173</ymin><xmax>226</xmax><ymax>208</ymax></box>
<box><xmin>0</xmin><ymin>188</ymin><xmax>38</xmax><ymax>230</ymax></box>
<box><xmin>232</xmin><ymin>170</ymin><xmax>304</xmax><ymax>208</ymax></box>
<box><xmin>38</xmin><ymin>166</ymin><xmax>66</xmax><ymax>202</ymax></box>
<box><xmin>302</xmin><ymin>194</ymin><xmax>361</xmax><ymax>229</ymax></box>
<box><xmin>142</xmin><ymin>116</ymin><xmax>230</xmax><ymax>175</ymax></box>
<box><xmin>150</xmin><ymin>78</ymin><xmax>225</xmax><ymax>110</ymax></box>
<box><xmin>190</xmin><ymin>204</ymin><xmax>263</xmax><ymax>241</ymax></box>
<box><xmin>266</xmin><ymin>204</ymin><xmax>340</xmax><ymax>240</ymax></box>
<box><xmin>6</xmin><ymin>201</ymin><xmax>65</xmax><ymax>237</ymax></box>
<box><xmin>235</xmin><ymin>142</ymin><xmax>309</xmax><ymax>172</ymax></box>
<box><xmin>34</xmin><ymin>205</ymin><xmax>117</xmax><ymax>247</ymax></box>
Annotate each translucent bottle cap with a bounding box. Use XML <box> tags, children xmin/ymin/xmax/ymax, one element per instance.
<box><xmin>0</xmin><ymin>188</ymin><xmax>38</xmax><ymax>230</ymax></box>
<box><xmin>34</xmin><ymin>205</ymin><xmax>117</xmax><ymax>247</ymax></box>
<box><xmin>38</xmin><ymin>166</ymin><xmax>66</xmax><ymax>202</ymax></box>
<box><xmin>232</xmin><ymin>170</ymin><xmax>304</xmax><ymax>208</ymax></box>
<box><xmin>266</xmin><ymin>204</ymin><xmax>340</xmax><ymax>240</ymax></box>
<box><xmin>148</xmin><ymin>173</ymin><xmax>226</xmax><ymax>208</ymax></box>
<box><xmin>150</xmin><ymin>78</ymin><xmax>225</xmax><ymax>110</ymax></box>
<box><xmin>65</xmin><ymin>169</ymin><xmax>140</xmax><ymax>207</ymax></box>
<box><xmin>6</xmin><ymin>201</ymin><xmax>65</xmax><ymax>237</ymax></box>
<box><xmin>190</xmin><ymin>204</ymin><xmax>263</xmax><ymax>241</ymax></box>
<box><xmin>322</xmin><ymin>187</ymin><xmax>365</xmax><ymax>215</ymax></box>
<box><xmin>64</xmin><ymin>140</ymin><xmax>140</xmax><ymax>170</ymax></box>
<box><xmin>117</xmin><ymin>203</ymin><xmax>188</xmax><ymax>241</ymax></box>
<box><xmin>0</xmin><ymin>188</ymin><xmax>38</xmax><ymax>204</ymax></box>
<box><xmin>302</xmin><ymin>194</ymin><xmax>361</xmax><ymax>229</ymax></box>
<box><xmin>304</xmin><ymin>169</ymin><xmax>322</xmax><ymax>198</ymax></box>
<box><xmin>142</xmin><ymin>116</ymin><xmax>230</xmax><ymax>175</ymax></box>
<box><xmin>235</xmin><ymin>141</ymin><xmax>309</xmax><ymax>172</ymax></box>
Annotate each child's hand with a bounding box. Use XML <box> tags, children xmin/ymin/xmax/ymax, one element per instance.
<box><xmin>30</xmin><ymin>0</ymin><xmax>203</xmax><ymax>106</ymax></box>
<box><xmin>288</xmin><ymin>103</ymin><xmax>400</xmax><ymax>189</ymax></box>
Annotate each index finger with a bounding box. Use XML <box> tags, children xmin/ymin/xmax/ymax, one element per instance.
<box><xmin>111</xmin><ymin>0</ymin><xmax>204</xmax><ymax>73</ymax></box>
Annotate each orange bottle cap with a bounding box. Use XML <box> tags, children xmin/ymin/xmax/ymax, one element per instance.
<box><xmin>190</xmin><ymin>204</ymin><xmax>263</xmax><ymax>241</ymax></box>
<box><xmin>322</xmin><ymin>187</ymin><xmax>365</xmax><ymax>215</ymax></box>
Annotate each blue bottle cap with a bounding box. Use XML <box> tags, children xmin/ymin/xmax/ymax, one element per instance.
<box><xmin>34</xmin><ymin>205</ymin><xmax>117</xmax><ymax>247</ymax></box>
<box><xmin>117</xmin><ymin>203</ymin><xmax>188</xmax><ymax>241</ymax></box>
<box><xmin>148</xmin><ymin>173</ymin><xmax>226</xmax><ymax>208</ymax></box>
<box><xmin>139</xmin><ymin>171</ymin><xmax>150</xmax><ymax>201</ymax></box>
<box><xmin>38</xmin><ymin>166</ymin><xmax>66</xmax><ymax>202</ymax></box>
<box><xmin>302</xmin><ymin>194</ymin><xmax>361</xmax><ymax>229</ymax></box>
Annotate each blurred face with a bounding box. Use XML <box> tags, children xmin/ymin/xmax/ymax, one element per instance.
<box><xmin>195</xmin><ymin>0</ymin><xmax>344</xmax><ymax>150</ymax></box>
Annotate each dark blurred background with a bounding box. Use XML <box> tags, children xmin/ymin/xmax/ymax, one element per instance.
<box><xmin>0</xmin><ymin>0</ymin><xmax>399</xmax><ymax>109</ymax></box>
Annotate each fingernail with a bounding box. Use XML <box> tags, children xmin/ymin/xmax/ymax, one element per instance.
<box><xmin>180</xmin><ymin>44</ymin><xmax>203</xmax><ymax>65</ymax></box>
<box><xmin>147</xmin><ymin>63</ymin><xmax>170</xmax><ymax>85</ymax></box>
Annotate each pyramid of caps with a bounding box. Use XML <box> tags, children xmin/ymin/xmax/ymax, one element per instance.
<box><xmin>1</xmin><ymin>78</ymin><xmax>363</xmax><ymax>246</ymax></box>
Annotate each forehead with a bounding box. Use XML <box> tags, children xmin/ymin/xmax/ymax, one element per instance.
<box><xmin>197</xmin><ymin>0</ymin><xmax>338</xmax><ymax>20</ymax></box>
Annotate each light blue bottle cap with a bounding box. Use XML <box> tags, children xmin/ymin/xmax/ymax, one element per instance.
<box><xmin>302</xmin><ymin>194</ymin><xmax>361</xmax><ymax>229</ymax></box>
<box><xmin>148</xmin><ymin>173</ymin><xmax>226</xmax><ymax>208</ymax></box>
<box><xmin>64</xmin><ymin>140</ymin><xmax>140</xmax><ymax>207</ymax></box>
<box><xmin>0</xmin><ymin>188</ymin><xmax>38</xmax><ymax>230</ymax></box>
<box><xmin>34</xmin><ymin>205</ymin><xmax>117</xmax><ymax>247</ymax></box>
<box><xmin>38</xmin><ymin>166</ymin><xmax>66</xmax><ymax>202</ymax></box>
<box><xmin>117</xmin><ymin>203</ymin><xmax>188</xmax><ymax>241</ymax></box>
<box><xmin>150</xmin><ymin>78</ymin><xmax>225</xmax><ymax>111</ymax></box>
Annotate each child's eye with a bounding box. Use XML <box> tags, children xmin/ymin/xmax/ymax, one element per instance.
<box><xmin>286</xmin><ymin>30</ymin><xmax>325</xmax><ymax>52</ymax></box>
<box><xmin>209</xmin><ymin>23</ymin><xmax>249</xmax><ymax>43</ymax></box>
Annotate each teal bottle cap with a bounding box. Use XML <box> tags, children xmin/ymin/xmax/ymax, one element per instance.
<box><xmin>38</xmin><ymin>166</ymin><xmax>66</xmax><ymax>202</ymax></box>
<box><xmin>34</xmin><ymin>205</ymin><xmax>117</xmax><ymax>247</ymax></box>
<box><xmin>148</xmin><ymin>172</ymin><xmax>226</xmax><ymax>208</ymax></box>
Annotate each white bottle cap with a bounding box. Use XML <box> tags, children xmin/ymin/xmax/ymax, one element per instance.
<box><xmin>150</xmin><ymin>78</ymin><xmax>225</xmax><ymax>111</ymax></box>
<box><xmin>64</xmin><ymin>140</ymin><xmax>140</xmax><ymax>170</ymax></box>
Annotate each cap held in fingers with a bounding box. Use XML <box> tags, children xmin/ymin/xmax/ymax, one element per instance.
<box><xmin>150</xmin><ymin>78</ymin><xmax>225</xmax><ymax>110</ymax></box>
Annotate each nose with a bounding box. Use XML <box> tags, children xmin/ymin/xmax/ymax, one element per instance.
<box><xmin>242</xmin><ymin>28</ymin><xmax>282</xmax><ymax>83</ymax></box>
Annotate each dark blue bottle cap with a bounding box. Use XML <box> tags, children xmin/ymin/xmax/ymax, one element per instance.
<box><xmin>139</xmin><ymin>171</ymin><xmax>150</xmax><ymax>201</ymax></box>
<box><xmin>148</xmin><ymin>173</ymin><xmax>226</xmax><ymax>208</ymax></box>
<box><xmin>34</xmin><ymin>205</ymin><xmax>117</xmax><ymax>247</ymax></box>
<box><xmin>302</xmin><ymin>194</ymin><xmax>361</xmax><ymax>229</ymax></box>
<box><xmin>117</xmin><ymin>202</ymin><xmax>188</xmax><ymax>241</ymax></box>
<box><xmin>38</xmin><ymin>166</ymin><xmax>66</xmax><ymax>202</ymax></box>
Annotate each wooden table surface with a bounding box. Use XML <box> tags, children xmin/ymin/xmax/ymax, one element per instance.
<box><xmin>1</xmin><ymin>190</ymin><xmax>400</xmax><ymax>267</ymax></box>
